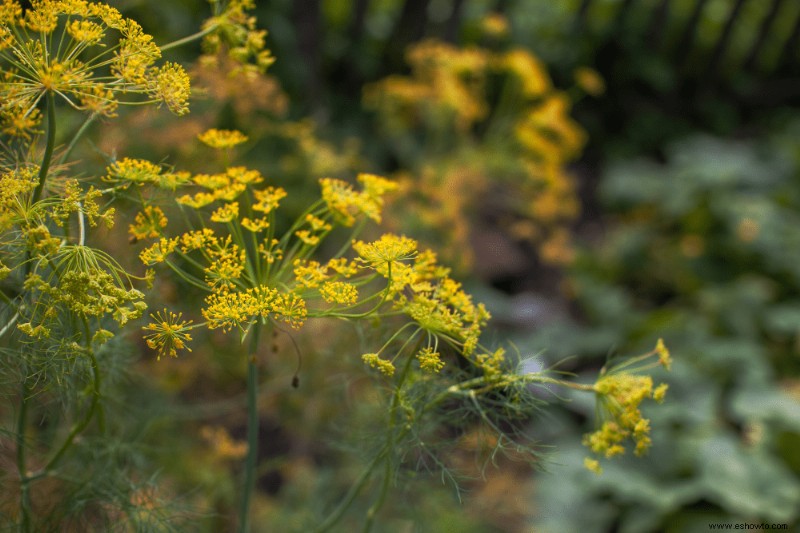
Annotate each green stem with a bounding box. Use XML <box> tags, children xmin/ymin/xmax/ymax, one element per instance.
<box><xmin>17</xmin><ymin>377</ymin><xmax>31</xmax><ymax>533</ymax></box>
<box><xmin>159</xmin><ymin>25</ymin><xmax>217</xmax><ymax>52</ymax></box>
<box><xmin>313</xmin><ymin>446</ymin><xmax>388</xmax><ymax>533</ymax></box>
<box><xmin>362</xmin><ymin>346</ymin><xmax>417</xmax><ymax>532</ymax></box>
<box><xmin>32</xmin><ymin>91</ymin><xmax>57</xmax><ymax>205</ymax></box>
<box><xmin>238</xmin><ymin>324</ymin><xmax>262</xmax><ymax>533</ymax></box>
<box><xmin>57</xmin><ymin>112</ymin><xmax>97</xmax><ymax>167</ymax></box>
<box><xmin>39</xmin><ymin>347</ymin><xmax>102</xmax><ymax>474</ymax></box>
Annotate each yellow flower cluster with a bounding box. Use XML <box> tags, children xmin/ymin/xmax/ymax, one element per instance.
<box><xmin>415</xmin><ymin>346</ymin><xmax>444</xmax><ymax>373</ymax></box>
<box><xmin>105</xmin><ymin>158</ymin><xmax>191</xmax><ymax>190</ymax></box>
<box><xmin>349</xmin><ymin>233</ymin><xmax>495</xmax><ymax>373</ymax></box>
<box><xmin>202</xmin><ymin>286</ymin><xmax>306</xmax><ymax>332</ymax></box>
<box><xmin>22</xmin><ymin>264</ymin><xmax>146</xmax><ymax>339</ymax></box>
<box><xmin>0</xmin><ymin>166</ymin><xmax>38</xmax><ymax>230</ymax></box>
<box><xmin>0</xmin><ymin>0</ymin><xmax>191</xmax><ymax>137</ymax></box>
<box><xmin>319</xmin><ymin>281</ymin><xmax>359</xmax><ymax>306</ymax></box>
<box><xmin>364</xmin><ymin>39</ymin><xmax>586</xmax><ymax>267</ymax></box>
<box><xmin>143</xmin><ymin>309</ymin><xmax>194</xmax><ymax>360</ymax></box>
<box><xmin>129</xmin><ymin>206</ymin><xmax>168</xmax><ymax>241</ymax></box>
<box><xmin>198</xmin><ymin>128</ymin><xmax>249</xmax><ymax>149</ymax></box>
<box><xmin>583</xmin><ymin>340</ymin><xmax>672</xmax><ymax>471</ymax></box>
<box><xmin>319</xmin><ymin>173</ymin><xmax>398</xmax><ymax>226</ymax></box>
<box><xmin>362</xmin><ymin>352</ymin><xmax>395</xmax><ymax>377</ymax></box>
<box><xmin>200</xmin><ymin>0</ymin><xmax>274</xmax><ymax>74</ymax></box>
<box><xmin>293</xmin><ymin>258</ymin><xmax>358</xmax><ymax>289</ymax></box>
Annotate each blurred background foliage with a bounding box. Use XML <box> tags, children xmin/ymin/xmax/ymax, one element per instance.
<box><xmin>35</xmin><ymin>0</ymin><xmax>800</xmax><ymax>530</ymax></box>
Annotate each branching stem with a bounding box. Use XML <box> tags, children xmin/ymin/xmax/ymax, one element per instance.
<box><xmin>238</xmin><ymin>323</ymin><xmax>262</xmax><ymax>533</ymax></box>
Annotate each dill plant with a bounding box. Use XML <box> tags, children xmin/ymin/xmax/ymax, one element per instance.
<box><xmin>0</xmin><ymin>0</ymin><xmax>268</xmax><ymax>529</ymax></box>
<box><xmin>0</xmin><ymin>1</ymin><xmax>672</xmax><ymax>531</ymax></box>
<box><xmin>123</xmin><ymin>126</ymin><xmax>672</xmax><ymax>529</ymax></box>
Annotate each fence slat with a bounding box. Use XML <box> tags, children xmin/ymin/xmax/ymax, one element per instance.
<box><xmin>647</xmin><ymin>0</ymin><xmax>671</xmax><ymax>51</ymax></box>
<box><xmin>705</xmin><ymin>0</ymin><xmax>747</xmax><ymax>81</ymax></box>
<box><xmin>742</xmin><ymin>0</ymin><xmax>784</xmax><ymax>72</ymax></box>
<box><xmin>776</xmin><ymin>4</ymin><xmax>800</xmax><ymax>70</ymax></box>
<box><xmin>675</xmin><ymin>0</ymin><xmax>710</xmax><ymax>69</ymax></box>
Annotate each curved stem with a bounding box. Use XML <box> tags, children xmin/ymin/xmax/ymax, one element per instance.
<box><xmin>238</xmin><ymin>323</ymin><xmax>262</xmax><ymax>533</ymax></box>
<box><xmin>40</xmin><ymin>347</ymin><xmax>102</xmax><ymax>474</ymax></box>
<box><xmin>32</xmin><ymin>91</ymin><xmax>57</xmax><ymax>205</ymax></box>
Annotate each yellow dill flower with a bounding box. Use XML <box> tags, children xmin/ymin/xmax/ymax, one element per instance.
<box><xmin>252</xmin><ymin>186</ymin><xmax>287</xmax><ymax>214</ymax></box>
<box><xmin>143</xmin><ymin>309</ymin><xmax>194</xmax><ymax>360</ymax></box>
<box><xmin>655</xmin><ymin>338</ymin><xmax>671</xmax><ymax>370</ymax></box>
<box><xmin>304</xmin><ymin>213</ymin><xmax>332</xmax><ymax>232</ymax></box>
<box><xmin>319</xmin><ymin>178</ymin><xmax>362</xmax><ymax>226</ymax></box>
<box><xmin>200</xmin><ymin>0</ymin><xmax>274</xmax><ymax>72</ymax></box>
<box><xmin>295</xmin><ymin>230</ymin><xmax>320</xmax><ymax>246</ymax></box>
<box><xmin>67</xmin><ymin>19</ymin><xmax>105</xmax><ymax>44</ymax></box>
<box><xmin>17</xmin><ymin>322</ymin><xmax>50</xmax><ymax>338</ymax></box>
<box><xmin>416</xmin><ymin>346</ymin><xmax>444</xmax><ymax>372</ymax></box>
<box><xmin>271</xmin><ymin>291</ymin><xmax>307</xmax><ymax>329</ymax></box>
<box><xmin>516</xmin><ymin>94</ymin><xmax>585</xmax><ymax>160</ymax></box>
<box><xmin>146</xmin><ymin>62</ymin><xmax>190</xmax><ymax>115</ymax></box>
<box><xmin>241</xmin><ymin>216</ymin><xmax>269</xmax><ymax>232</ymax></box>
<box><xmin>105</xmin><ymin>158</ymin><xmax>163</xmax><ymax>185</ymax></box>
<box><xmin>475</xmin><ymin>347</ymin><xmax>506</xmax><ymax>377</ymax></box>
<box><xmin>202</xmin><ymin>290</ymin><xmax>256</xmax><ymax>332</ymax></box>
<box><xmin>584</xmin><ymin>457</ymin><xmax>602</xmax><ymax>475</ymax></box>
<box><xmin>293</xmin><ymin>259</ymin><xmax>328</xmax><ymax>289</ymax></box>
<box><xmin>573</xmin><ymin>66</ymin><xmax>605</xmax><ymax>97</ymax></box>
<box><xmin>23</xmin><ymin>2</ymin><xmax>58</xmax><ymax>33</ymax></box>
<box><xmin>158</xmin><ymin>171</ymin><xmax>192</xmax><ymax>190</ymax></box>
<box><xmin>179</xmin><ymin>228</ymin><xmax>217</xmax><ymax>252</ymax></box>
<box><xmin>129</xmin><ymin>206</ymin><xmax>167</xmax><ymax>241</ymax></box>
<box><xmin>226</xmin><ymin>166</ymin><xmax>263</xmax><ymax>185</ymax></box>
<box><xmin>26</xmin><ymin>265</ymin><xmax>146</xmax><ymax>325</ymax></box>
<box><xmin>352</xmin><ymin>234</ymin><xmax>418</xmax><ymax>268</ymax></box>
<box><xmin>326</xmin><ymin>257</ymin><xmax>358</xmax><ymax>278</ymax></box>
<box><xmin>139</xmin><ymin>237</ymin><xmax>178</xmax><ymax>265</ymax></box>
<box><xmin>653</xmin><ymin>383</ymin><xmax>669</xmax><ymax>403</ymax></box>
<box><xmin>177</xmin><ymin>191</ymin><xmax>216</xmax><ymax>209</ymax></box>
<box><xmin>319</xmin><ymin>281</ymin><xmax>358</xmax><ymax>306</ymax></box>
<box><xmin>193</xmin><ymin>173</ymin><xmax>230</xmax><ymax>190</ymax></box>
<box><xmin>258</xmin><ymin>239</ymin><xmax>283</xmax><ymax>264</ymax></box>
<box><xmin>362</xmin><ymin>353</ymin><xmax>395</xmax><ymax>376</ymax></box>
<box><xmin>585</xmin><ymin>362</ymin><xmax>670</xmax><ymax>461</ymax></box>
<box><xmin>212</xmin><ymin>182</ymin><xmax>246</xmax><ymax>201</ymax></box>
<box><xmin>319</xmin><ymin>176</ymin><xmax>393</xmax><ymax>226</ymax></box>
<box><xmin>357</xmin><ymin>173</ymin><xmax>398</xmax><ymax>201</ymax></box>
<box><xmin>198</xmin><ymin>129</ymin><xmax>249</xmax><ymax>149</ymax></box>
<box><xmin>202</xmin><ymin>286</ymin><xmax>306</xmax><ymax>332</ymax></box>
<box><xmin>210</xmin><ymin>202</ymin><xmax>239</xmax><ymax>223</ymax></box>
<box><xmin>501</xmin><ymin>48</ymin><xmax>551</xmax><ymax>98</ymax></box>
<box><xmin>480</xmin><ymin>12</ymin><xmax>509</xmax><ymax>38</ymax></box>
<box><xmin>0</xmin><ymin>0</ymin><xmax>190</xmax><ymax>128</ymax></box>
<box><xmin>204</xmin><ymin>246</ymin><xmax>246</xmax><ymax>290</ymax></box>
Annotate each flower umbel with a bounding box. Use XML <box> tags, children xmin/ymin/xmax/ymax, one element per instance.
<box><xmin>583</xmin><ymin>339</ymin><xmax>671</xmax><ymax>471</ymax></box>
<box><xmin>143</xmin><ymin>309</ymin><xmax>194</xmax><ymax>360</ymax></box>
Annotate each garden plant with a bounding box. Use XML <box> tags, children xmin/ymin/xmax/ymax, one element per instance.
<box><xmin>0</xmin><ymin>1</ymin><xmax>672</xmax><ymax>530</ymax></box>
